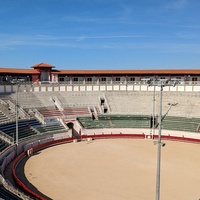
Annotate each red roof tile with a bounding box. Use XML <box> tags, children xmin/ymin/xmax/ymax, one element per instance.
<box><xmin>31</xmin><ymin>62</ymin><xmax>55</xmax><ymax>68</ymax></box>
<box><xmin>0</xmin><ymin>68</ymin><xmax>40</xmax><ymax>74</ymax></box>
<box><xmin>51</xmin><ymin>69</ymin><xmax>200</xmax><ymax>75</ymax></box>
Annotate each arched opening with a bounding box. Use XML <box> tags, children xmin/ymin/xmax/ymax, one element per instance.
<box><xmin>67</xmin><ymin>122</ymin><xmax>74</xmax><ymax>129</ymax></box>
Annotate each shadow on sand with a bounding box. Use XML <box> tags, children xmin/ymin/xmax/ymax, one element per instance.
<box><xmin>15</xmin><ymin>153</ymin><xmax>53</xmax><ymax>200</ymax></box>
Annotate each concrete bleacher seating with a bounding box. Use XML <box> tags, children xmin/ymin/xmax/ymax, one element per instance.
<box><xmin>38</xmin><ymin>107</ymin><xmax>63</xmax><ymax>118</ymax></box>
<box><xmin>77</xmin><ymin>115</ymin><xmax>151</xmax><ymax>129</ymax></box>
<box><xmin>78</xmin><ymin>114</ymin><xmax>200</xmax><ymax>132</ymax></box>
<box><xmin>0</xmin><ymin>138</ymin><xmax>10</xmax><ymax>152</ymax></box>
<box><xmin>59</xmin><ymin>91</ymin><xmax>101</xmax><ymax>107</ymax></box>
<box><xmin>33</xmin><ymin>91</ymin><xmax>102</xmax><ymax>108</ymax></box>
<box><xmin>162</xmin><ymin>116</ymin><xmax>200</xmax><ymax>132</ymax></box>
<box><xmin>34</xmin><ymin>122</ymin><xmax>67</xmax><ymax>134</ymax></box>
<box><xmin>1</xmin><ymin>91</ymin><xmax>99</xmax><ymax>120</ymax></box>
<box><xmin>33</xmin><ymin>91</ymin><xmax>58</xmax><ymax>108</ymax></box>
<box><xmin>62</xmin><ymin>107</ymin><xmax>90</xmax><ymax>117</ymax></box>
<box><xmin>110</xmin><ymin>115</ymin><xmax>150</xmax><ymax>128</ymax></box>
<box><xmin>0</xmin><ymin>185</ymin><xmax>21</xmax><ymax>200</ymax></box>
<box><xmin>2</xmin><ymin>91</ymin><xmax>199</xmax><ymax>119</ymax></box>
<box><xmin>1</xmin><ymin>90</ymin><xmax>200</xmax><ymax>125</ymax></box>
<box><xmin>37</xmin><ymin>106</ymin><xmax>90</xmax><ymax>118</ymax></box>
<box><xmin>0</xmin><ymin>93</ymin><xmax>13</xmax><ymax>102</ymax></box>
<box><xmin>78</xmin><ymin>116</ymin><xmax>111</xmax><ymax>129</ymax></box>
<box><xmin>10</xmin><ymin>92</ymin><xmax>44</xmax><ymax>108</ymax></box>
<box><xmin>0</xmin><ymin>110</ymin><xmax>10</xmax><ymax>124</ymax></box>
<box><xmin>0</xmin><ymin>119</ymin><xmax>42</xmax><ymax>141</ymax></box>
<box><xmin>0</xmin><ymin>101</ymin><xmax>16</xmax><ymax>124</ymax></box>
<box><xmin>105</xmin><ymin>91</ymin><xmax>200</xmax><ymax>118</ymax></box>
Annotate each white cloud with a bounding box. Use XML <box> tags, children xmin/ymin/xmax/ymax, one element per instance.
<box><xmin>164</xmin><ymin>0</ymin><xmax>188</xmax><ymax>10</ymax></box>
<box><xmin>0</xmin><ymin>33</ymin><xmax>148</xmax><ymax>48</ymax></box>
<box><xmin>1</xmin><ymin>33</ymin><xmax>200</xmax><ymax>54</ymax></box>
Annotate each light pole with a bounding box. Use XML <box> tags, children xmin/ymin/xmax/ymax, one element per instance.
<box><xmin>152</xmin><ymin>78</ymin><xmax>156</xmax><ymax>139</ymax></box>
<box><xmin>15</xmin><ymin>83</ymin><xmax>19</xmax><ymax>145</ymax></box>
<box><xmin>154</xmin><ymin>79</ymin><xmax>178</xmax><ymax>200</ymax></box>
<box><xmin>144</xmin><ymin>78</ymin><xmax>178</xmax><ymax>200</ymax></box>
<box><xmin>155</xmin><ymin>82</ymin><xmax>164</xmax><ymax>200</ymax></box>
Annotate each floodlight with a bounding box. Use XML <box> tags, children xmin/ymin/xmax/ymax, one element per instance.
<box><xmin>161</xmin><ymin>143</ymin><xmax>166</xmax><ymax>147</ymax></box>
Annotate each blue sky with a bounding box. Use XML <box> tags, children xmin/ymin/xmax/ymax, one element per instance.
<box><xmin>0</xmin><ymin>0</ymin><xmax>200</xmax><ymax>70</ymax></box>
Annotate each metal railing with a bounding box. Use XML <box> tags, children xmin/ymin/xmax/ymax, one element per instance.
<box><xmin>1</xmin><ymin>80</ymin><xmax>200</xmax><ymax>86</ymax></box>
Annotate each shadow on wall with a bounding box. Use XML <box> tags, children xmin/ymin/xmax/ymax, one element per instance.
<box><xmin>66</xmin><ymin>122</ymin><xmax>81</xmax><ymax>140</ymax></box>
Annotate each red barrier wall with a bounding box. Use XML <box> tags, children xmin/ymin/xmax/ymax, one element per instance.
<box><xmin>12</xmin><ymin>151</ymin><xmax>45</xmax><ymax>200</ymax></box>
<box><xmin>156</xmin><ymin>135</ymin><xmax>200</xmax><ymax>143</ymax></box>
<box><xmin>12</xmin><ymin>137</ymin><xmax>74</xmax><ymax>200</ymax></box>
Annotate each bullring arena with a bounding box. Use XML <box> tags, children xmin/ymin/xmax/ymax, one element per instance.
<box><xmin>1</xmin><ymin>65</ymin><xmax>200</xmax><ymax>200</ymax></box>
<box><xmin>24</xmin><ymin>137</ymin><xmax>200</xmax><ymax>200</ymax></box>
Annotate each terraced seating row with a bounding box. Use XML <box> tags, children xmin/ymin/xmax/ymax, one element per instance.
<box><xmin>63</xmin><ymin>107</ymin><xmax>90</xmax><ymax>117</ymax></box>
<box><xmin>162</xmin><ymin>121</ymin><xmax>198</xmax><ymax>132</ymax></box>
<box><xmin>37</xmin><ymin>106</ymin><xmax>91</xmax><ymax>119</ymax></box>
<box><xmin>2</xmin><ymin>91</ymin><xmax>200</xmax><ymax>118</ymax></box>
<box><xmin>108</xmin><ymin>115</ymin><xmax>150</xmax><ymax>128</ymax></box>
<box><xmin>38</xmin><ymin>108</ymin><xmax>63</xmax><ymax>118</ymax></box>
<box><xmin>0</xmin><ymin>119</ymin><xmax>41</xmax><ymax>141</ymax></box>
<box><xmin>78</xmin><ymin>114</ymin><xmax>200</xmax><ymax>132</ymax></box>
<box><xmin>77</xmin><ymin>115</ymin><xmax>151</xmax><ymax>129</ymax></box>
<box><xmin>0</xmin><ymin>185</ymin><xmax>21</xmax><ymax>200</ymax></box>
<box><xmin>111</xmin><ymin>119</ymin><xmax>150</xmax><ymax>128</ymax></box>
<box><xmin>76</xmin><ymin>118</ymin><xmax>112</xmax><ymax>129</ymax></box>
<box><xmin>105</xmin><ymin>91</ymin><xmax>200</xmax><ymax>118</ymax></box>
<box><xmin>59</xmin><ymin>91</ymin><xmax>100</xmax><ymax>107</ymax></box>
<box><xmin>99</xmin><ymin>114</ymin><xmax>150</xmax><ymax>120</ymax></box>
<box><xmin>164</xmin><ymin>116</ymin><xmax>200</xmax><ymax>123</ymax></box>
<box><xmin>0</xmin><ymin>138</ymin><xmax>10</xmax><ymax>152</ymax></box>
<box><xmin>34</xmin><ymin>123</ymin><xmax>67</xmax><ymax>134</ymax></box>
<box><xmin>9</xmin><ymin>92</ymin><xmax>44</xmax><ymax>108</ymax></box>
<box><xmin>162</xmin><ymin>116</ymin><xmax>200</xmax><ymax>132</ymax></box>
<box><xmin>0</xmin><ymin>102</ymin><xmax>16</xmax><ymax>124</ymax></box>
<box><xmin>33</xmin><ymin>91</ymin><xmax>102</xmax><ymax>108</ymax></box>
<box><xmin>0</xmin><ymin>110</ymin><xmax>10</xmax><ymax>124</ymax></box>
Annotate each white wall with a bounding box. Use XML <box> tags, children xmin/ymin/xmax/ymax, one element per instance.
<box><xmin>1</xmin><ymin>83</ymin><xmax>200</xmax><ymax>93</ymax></box>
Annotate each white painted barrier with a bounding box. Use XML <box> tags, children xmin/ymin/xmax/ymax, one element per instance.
<box><xmin>0</xmin><ymin>83</ymin><xmax>200</xmax><ymax>93</ymax></box>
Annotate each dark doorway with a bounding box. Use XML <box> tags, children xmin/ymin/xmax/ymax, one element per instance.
<box><xmin>66</xmin><ymin>122</ymin><xmax>81</xmax><ymax>140</ymax></box>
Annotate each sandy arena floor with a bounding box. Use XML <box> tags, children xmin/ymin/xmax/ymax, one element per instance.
<box><xmin>25</xmin><ymin>139</ymin><xmax>200</xmax><ymax>200</ymax></box>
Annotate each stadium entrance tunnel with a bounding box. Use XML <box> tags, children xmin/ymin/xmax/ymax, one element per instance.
<box><xmin>67</xmin><ymin>122</ymin><xmax>74</xmax><ymax>129</ymax></box>
<box><xmin>66</xmin><ymin>122</ymin><xmax>81</xmax><ymax>140</ymax></box>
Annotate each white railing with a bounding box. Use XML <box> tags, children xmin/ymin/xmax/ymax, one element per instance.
<box><xmin>0</xmin><ymin>99</ymin><xmax>7</xmax><ymax>105</ymax></box>
<box><xmin>1</xmin><ymin>80</ymin><xmax>200</xmax><ymax>85</ymax></box>
<box><xmin>7</xmin><ymin>100</ymin><xmax>28</xmax><ymax>119</ymax></box>
<box><xmin>51</xmin><ymin>96</ymin><xmax>63</xmax><ymax>111</ymax></box>
<box><xmin>30</xmin><ymin>126</ymin><xmax>41</xmax><ymax>135</ymax></box>
<box><xmin>57</xmin><ymin>117</ymin><xmax>69</xmax><ymax>130</ymax></box>
<box><xmin>1</xmin><ymin>81</ymin><xmax>200</xmax><ymax>93</ymax></box>
<box><xmin>33</xmin><ymin>109</ymin><xmax>45</xmax><ymax>124</ymax></box>
<box><xmin>0</xmin><ymin>130</ymin><xmax>14</xmax><ymax>144</ymax></box>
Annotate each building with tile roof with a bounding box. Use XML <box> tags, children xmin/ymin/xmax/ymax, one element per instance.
<box><xmin>0</xmin><ymin>62</ymin><xmax>200</xmax><ymax>84</ymax></box>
